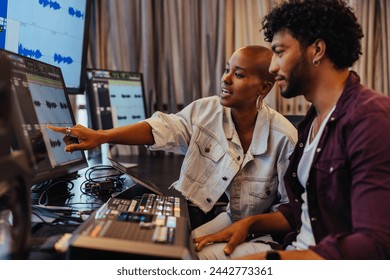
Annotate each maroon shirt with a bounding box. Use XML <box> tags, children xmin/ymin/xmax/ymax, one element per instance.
<box><xmin>280</xmin><ymin>71</ymin><xmax>390</xmax><ymax>259</ymax></box>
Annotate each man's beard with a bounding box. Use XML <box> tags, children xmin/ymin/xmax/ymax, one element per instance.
<box><xmin>280</xmin><ymin>56</ymin><xmax>310</xmax><ymax>99</ymax></box>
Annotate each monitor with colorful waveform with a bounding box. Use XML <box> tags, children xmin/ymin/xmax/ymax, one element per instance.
<box><xmin>0</xmin><ymin>0</ymin><xmax>91</xmax><ymax>94</ymax></box>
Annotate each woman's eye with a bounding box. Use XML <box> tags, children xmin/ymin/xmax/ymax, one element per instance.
<box><xmin>275</xmin><ymin>50</ymin><xmax>283</xmax><ymax>56</ymax></box>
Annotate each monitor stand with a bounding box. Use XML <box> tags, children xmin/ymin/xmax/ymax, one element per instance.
<box><xmin>101</xmin><ymin>143</ymin><xmax>137</xmax><ymax>168</ymax></box>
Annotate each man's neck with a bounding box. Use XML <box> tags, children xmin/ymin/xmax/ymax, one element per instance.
<box><xmin>308</xmin><ymin>67</ymin><xmax>350</xmax><ymax>119</ymax></box>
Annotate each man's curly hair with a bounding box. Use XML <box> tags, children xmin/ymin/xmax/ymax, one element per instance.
<box><xmin>262</xmin><ymin>0</ymin><xmax>364</xmax><ymax>69</ymax></box>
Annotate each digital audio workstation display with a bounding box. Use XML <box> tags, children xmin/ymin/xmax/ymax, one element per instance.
<box><xmin>86</xmin><ymin>69</ymin><xmax>148</xmax><ymax>130</ymax></box>
<box><xmin>3</xmin><ymin>48</ymin><xmax>87</xmax><ymax>184</ymax></box>
<box><xmin>0</xmin><ymin>0</ymin><xmax>91</xmax><ymax>94</ymax></box>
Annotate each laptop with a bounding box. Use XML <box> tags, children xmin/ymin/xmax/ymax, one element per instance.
<box><xmin>109</xmin><ymin>156</ymin><xmax>164</xmax><ymax>196</ymax></box>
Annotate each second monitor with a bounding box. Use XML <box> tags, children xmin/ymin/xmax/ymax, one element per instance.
<box><xmin>86</xmin><ymin>69</ymin><xmax>148</xmax><ymax>130</ymax></box>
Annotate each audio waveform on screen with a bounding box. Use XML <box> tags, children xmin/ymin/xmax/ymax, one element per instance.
<box><xmin>38</xmin><ymin>0</ymin><xmax>61</xmax><ymax>11</ymax></box>
<box><xmin>46</xmin><ymin>101</ymin><xmax>57</xmax><ymax>109</ymax></box>
<box><xmin>33</xmin><ymin>100</ymin><xmax>69</xmax><ymax>110</ymax></box>
<box><xmin>50</xmin><ymin>139</ymin><xmax>62</xmax><ymax>148</ymax></box>
<box><xmin>60</xmin><ymin>102</ymin><xmax>68</xmax><ymax>109</ymax></box>
<box><xmin>54</xmin><ymin>53</ymin><xmax>74</xmax><ymax>64</ymax></box>
<box><xmin>117</xmin><ymin>115</ymin><xmax>142</xmax><ymax>120</ymax></box>
<box><xmin>18</xmin><ymin>44</ymin><xmax>43</xmax><ymax>59</ymax></box>
<box><xmin>68</xmin><ymin>7</ymin><xmax>84</xmax><ymax>19</ymax></box>
<box><xmin>18</xmin><ymin>44</ymin><xmax>75</xmax><ymax>65</ymax></box>
<box><xmin>38</xmin><ymin>0</ymin><xmax>85</xmax><ymax>19</ymax></box>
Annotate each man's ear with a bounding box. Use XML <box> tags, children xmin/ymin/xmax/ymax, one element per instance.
<box><xmin>312</xmin><ymin>39</ymin><xmax>326</xmax><ymax>62</ymax></box>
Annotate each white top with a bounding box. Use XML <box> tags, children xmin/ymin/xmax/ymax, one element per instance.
<box><xmin>292</xmin><ymin>106</ymin><xmax>335</xmax><ymax>250</ymax></box>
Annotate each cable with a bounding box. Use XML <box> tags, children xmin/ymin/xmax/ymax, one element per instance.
<box><xmin>80</xmin><ymin>164</ymin><xmax>125</xmax><ymax>196</ymax></box>
<box><xmin>31</xmin><ymin>205</ymin><xmax>83</xmax><ymax>225</ymax></box>
<box><xmin>36</xmin><ymin>180</ymin><xmax>74</xmax><ymax>206</ymax></box>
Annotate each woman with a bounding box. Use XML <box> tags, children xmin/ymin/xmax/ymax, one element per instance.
<box><xmin>49</xmin><ymin>45</ymin><xmax>297</xmax><ymax>259</ymax></box>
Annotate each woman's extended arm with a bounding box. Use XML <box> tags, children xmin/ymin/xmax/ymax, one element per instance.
<box><xmin>48</xmin><ymin>121</ymin><xmax>154</xmax><ymax>152</ymax></box>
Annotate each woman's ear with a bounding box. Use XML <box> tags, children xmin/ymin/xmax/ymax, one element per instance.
<box><xmin>261</xmin><ymin>81</ymin><xmax>274</xmax><ymax>95</ymax></box>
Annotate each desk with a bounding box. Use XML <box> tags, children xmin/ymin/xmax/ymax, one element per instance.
<box><xmin>28</xmin><ymin>152</ymin><xmax>186</xmax><ymax>259</ymax></box>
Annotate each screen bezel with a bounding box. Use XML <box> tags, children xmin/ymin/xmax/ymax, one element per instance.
<box><xmin>67</xmin><ymin>0</ymin><xmax>91</xmax><ymax>95</ymax></box>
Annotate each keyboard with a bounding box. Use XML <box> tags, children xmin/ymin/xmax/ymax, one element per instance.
<box><xmin>68</xmin><ymin>193</ymin><xmax>195</xmax><ymax>259</ymax></box>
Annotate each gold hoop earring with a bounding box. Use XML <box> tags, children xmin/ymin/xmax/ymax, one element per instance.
<box><xmin>313</xmin><ymin>59</ymin><xmax>320</xmax><ymax>67</ymax></box>
<box><xmin>256</xmin><ymin>95</ymin><xmax>263</xmax><ymax>111</ymax></box>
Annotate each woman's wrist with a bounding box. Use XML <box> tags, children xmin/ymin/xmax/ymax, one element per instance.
<box><xmin>97</xmin><ymin>129</ymin><xmax>110</xmax><ymax>145</ymax></box>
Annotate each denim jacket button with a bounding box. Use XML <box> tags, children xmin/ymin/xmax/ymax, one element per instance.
<box><xmin>204</xmin><ymin>147</ymin><xmax>210</xmax><ymax>153</ymax></box>
<box><xmin>237</xmin><ymin>156</ymin><xmax>241</xmax><ymax>161</ymax></box>
<box><xmin>222</xmin><ymin>176</ymin><xmax>228</xmax><ymax>181</ymax></box>
<box><xmin>206</xmin><ymin>198</ymin><xmax>212</xmax><ymax>203</ymax></box>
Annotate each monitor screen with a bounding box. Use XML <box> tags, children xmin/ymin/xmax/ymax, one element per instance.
<box><xmin>86</xmin><ymin>69</ymin><xmax>148</xmax><ymax>130</ymax></box>
<box><xmin>0</xmin><ymin>0</ymin><xmax>91</xmax><ymax>94</ymax></box>
<box><xmin>2</xmin><ymin>48</ymin><xmax>88</xmax><ymax>185</ymax></box>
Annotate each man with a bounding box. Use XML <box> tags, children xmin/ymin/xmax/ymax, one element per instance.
<box><xmin>194</xmin><ymin>0</ymin><xmax>390</xmax><ymax>259</ymax></box>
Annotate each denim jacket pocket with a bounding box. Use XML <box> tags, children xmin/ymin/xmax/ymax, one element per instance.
<box><xmin>196</xmin><ymin>131</ymin><xmax>225</xmax><ymax>162</ymax></box>
<box><xmin>247</xmin><ymin>176</ymin><xmax>278</xmax><ymax>215</ymax></box>
<box><xmin>182</xmin><ymin>131</ymin><xmax>226</xmax><ymax>184</ymax></box>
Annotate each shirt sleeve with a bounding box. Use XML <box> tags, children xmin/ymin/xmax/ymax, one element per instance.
<box><xmin>143</xmin><ymin>105</ymin><xmax>195</xmax><ymax>155</ymax></box>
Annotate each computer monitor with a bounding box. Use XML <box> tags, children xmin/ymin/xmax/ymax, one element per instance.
<box><xmin>0</xmin><ymin>0</ymin><xmax>91</xmax><ymax>94</ymax></box>
<box><xmin>85</xmin><ymin>69</ymin><xmax>148</xmax><ymax>130</ymax></box>
<box><xmin>2</xmin><ymin>48</ymin><xmax>88</xmax><ymax>185</ymax></box>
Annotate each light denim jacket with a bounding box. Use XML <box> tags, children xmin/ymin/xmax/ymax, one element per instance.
<box><xmin>144</xmin><ymin>96</ymin><xmax>297</xmax><ymax>219</ymax></box>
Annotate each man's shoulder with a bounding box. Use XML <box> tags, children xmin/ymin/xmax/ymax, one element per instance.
<box><xmin>344</xmin><ymin>86</ymin><xmax>390</xmax><ymax>116</ymax></box>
